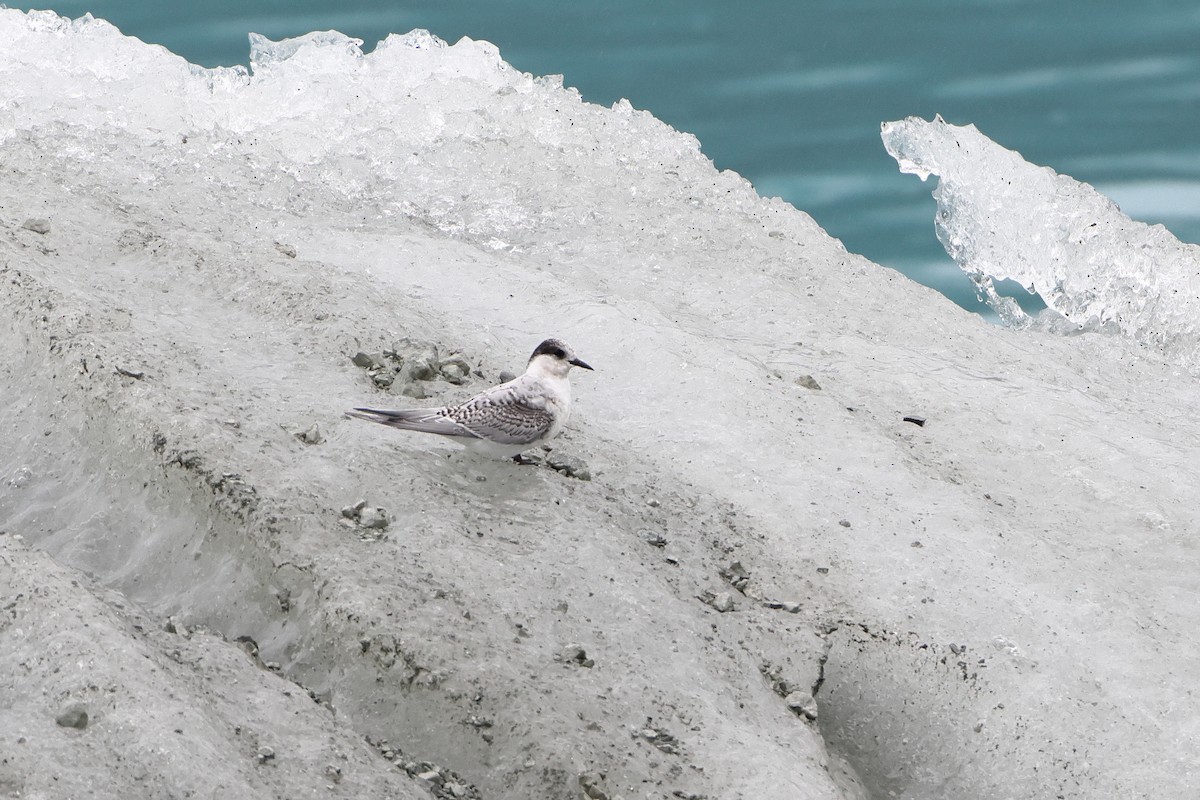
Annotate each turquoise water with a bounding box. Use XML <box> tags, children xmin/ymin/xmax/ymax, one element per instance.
<box><xmin>14</xmin><ymin>1</ymin><xmax>1200</xmax><ymax>314</ymax></box>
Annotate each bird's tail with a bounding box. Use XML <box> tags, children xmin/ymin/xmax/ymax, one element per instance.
<box><xmin>346</xmin><ymin>406</ymin><xmax>474</xmax><ymax>438</ymax></box>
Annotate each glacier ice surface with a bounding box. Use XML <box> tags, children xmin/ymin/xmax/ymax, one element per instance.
<box><xmin>2</xmin><ymin>9</ymin><xmax>1199</xmax><ymax>800</ymax></box>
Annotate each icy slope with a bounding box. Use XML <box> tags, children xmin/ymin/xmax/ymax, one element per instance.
<box><xmin>2</xmin><ymin>9</ymin><xmax>1198</xmax><ymax>800</ymax></box>
<box><xmin>0</xmin><ymin>536</ymin><xmax>430</xmax><ymax>800</ymax></box>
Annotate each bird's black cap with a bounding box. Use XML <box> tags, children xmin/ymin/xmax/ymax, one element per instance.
<box><xmin>530</xmin><ymin>338</ymin><xmax>592</xmax><ymax>370</ymax></box>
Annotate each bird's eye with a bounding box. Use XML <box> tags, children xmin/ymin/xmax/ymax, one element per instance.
<box><xmin>553</xmin><ymin>348</ymin><xmax>566</xmax><ymax>359</ymax></box>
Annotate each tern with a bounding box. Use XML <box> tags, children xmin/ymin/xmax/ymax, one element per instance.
<box><xmin>348</xmin><ymin>338</ymin><xmax>592</xmax><ymax>459</ymax></box>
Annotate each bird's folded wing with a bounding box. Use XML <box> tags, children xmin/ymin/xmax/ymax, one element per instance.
<box><xmin>448</xmin><ymin>390</ymin><xmax>554</xmax><ymax>445</ymax></box>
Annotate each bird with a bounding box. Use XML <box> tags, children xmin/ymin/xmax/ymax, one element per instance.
<box><xmin>347</xmin><ymin>338</ymin><xmax>593</xmax><ymax>460</ymax></box>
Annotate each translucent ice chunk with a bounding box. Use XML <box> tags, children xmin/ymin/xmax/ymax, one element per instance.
<box><xmin>882</xmin><ymin>115</ymin><xmax>1200</xmax><ymax>366</ymax></box>
<box><xmin>382</xmin><ymin>28</ymin><xmax>448</xmax><ymax>51</ymax></box>
<box><xmin>249</xmin><ymin>30</ymin><xmax>364</xmax><ymax>71</ymax></box>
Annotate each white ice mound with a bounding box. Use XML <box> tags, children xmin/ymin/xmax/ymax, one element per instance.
<box><xmin>0</xmin><ymin>7</ymin><xmax>774</xmax><ymax>256</ymax></box>
<box><xmin>882</xmin><ymin>115</ymin><xmax>1200</xmax><ymax>366</ymax></box>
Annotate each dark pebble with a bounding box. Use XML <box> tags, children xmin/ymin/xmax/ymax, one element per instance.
<box><xmin>55</xmin><ymin>704</ymin><xmax>88</xmax><ymax>729</ymax></box>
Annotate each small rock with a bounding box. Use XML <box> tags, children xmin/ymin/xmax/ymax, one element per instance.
<box><xmin>358</xmin><ymin>506</ymin><xmax>390</xmax><ymax>530</ymax></box>
<box><xmin>295</xmin><ymin>423</ymin><xmax>323</xmax><ymax>445</ymax></box>
<box><xmin>351</xmin><ymin>352</ymin><xmax>385</xmax><ymax>370</ymax></box>
<box><xmin>514</xmin><ymin>452</ymin><xmax>544</xmax><ymax>466</ymax></box>
<box><xmin>781</xmin><ymin>601</ymin><xmax>802</xmax><ymax>613</ymax></box>
<box><xmin>55</xmin><ymin>704</ymin><xmax>88</xmax><ymax>729</ymax></box>
<box><xmin>273</xmin><ymin>242</ymin><xmax>297</xmax><ymax>258</ymax></box>
<box><xmin>636</xmin><ymin>724</ymin><xmax>681</xmax><ymax>754</ymax></box>
<box><xmin>498</xmin><ymin>370</ymin><xmax>517</xmax><ymax>383</ymax></box>
<box><xmin>341</xmin><ymin>500</ymin><xmax>367</xmax><ymax>519</ymax></box>
<box><xmin>646</xmin><ymin>498</ymin><xmax>661</xmax><ymax>508</ymax></box>
<box><xmin>640</xmin><ymin>529</ymin><xmax>667</xmax><ymax>548</ymax></box>
<box><xmin>439</xmin><ymin>356</ymin><xmax>472</xmax><ymax>385</ymax></box>
<box><xmin>724</xmin><ymin>560</ymin><xmax>748</xmax><ymax>578</ymax></box>
<box><xmin>257</xmin><ymin>745</ymin><xmax>275</xmax><ymax>763</ymax></box>
<box><xmin>400</xmin><ymin>354</ymin><xmax>439</xmax><ymax>383</ymax></box>
<box><xmin>556</xmin><ymin>644</ymin><xmax>595</xmax><ymax>668</ymax></box>
<box><xmin>7</xmin><ymin>466</ymin><xmax>32</xmax><ymax>488</ymax></box>
<box><xmin>784</xmin><ymin>690</ymin><xmax>819</xmax><ymax>721</ymax></box>
<box><xmin>324</xmin><ymin>764</ymin><xmax>343</xmax><ymax>783</ymax></box>
<box><xmin>390</xmin><ymin>338</ymin><xmax>439</xmax><ymax>364</ymax></box>
<box><xmin>579</xmin><ymin>772</ymin><xmax>611</xmax><ymax>800</ymax></box>
<box><xmin>415</xmin><ymin>770</ymin><xmax>443</xmax><ymax>789</ymax></box>
<box><xmin>395</xmin><ymin>378</ymin><xmax>429</xmax><ymax>399</ymax></box>
<box><xmin>371</xmin><ymin>370</ymin><xmax>395</xmax><ymax>388</ymax></box>
<box><xmin>720</xmin><ymin>560</ymin><xmax>751</xmax><ymax>592</ymax></box>
<box><xmin>236</xmin><ymin>635</ymin><xmax>260</xmax><ymax>657</ymax></box>
<box><xmin>795</xmin><ymin>374</ymin><xmax>821</xmax><ymax>390</ymax></box>
<box><xmin>21</xmin><ymin>218</ymin><xmax>51</xmax><ymax>235</ymax></box>
<box><xmin>704</xmin><ymin>591</ymin><xmax>734</xmax><ymax>613</ymax></box>
<box><xmin>441</xmin><ymin>363</ymin><xmax>469</xmax><ymax>384</ymax></box>
<box><xmin>546</xmin><ymin>451</ymin><xmax>591</xmax><ymax>481</ymax></box>
<box><xmin>444</xmin><ymin>783</ymin><xmax>469</xmax><ymax>798</ymax></box>
<box><xmin>903</xmin><ymin>415</ymin><xmax>927</xmax><ymax>427</ymax></box>
<box><xmin>115</xmin><ymin>366</ymin><xmax>145</xmax><ymax>379</ymax></box>
<box><xmin>838</xmin><ymin>519</ymin><xmax>852</xmax><ymax>528</ymax></box>
<box><xmin>164</xmin><ymin>616</ymin><xmax>189</xmax><ymax>636</ymax></box>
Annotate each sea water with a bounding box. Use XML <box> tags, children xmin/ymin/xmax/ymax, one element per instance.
<box><xmin>7</xmin><ymin>0</ymin><xmax>1200</xmax><ymax>316</ymax></box>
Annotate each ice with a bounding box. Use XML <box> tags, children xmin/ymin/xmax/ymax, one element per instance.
<box><xmin>882</xmin><ymin>115</ymin><xmax>1200</xmax><ymax>365</ymax></box>
<box><xmin>2</xmin><ymin>9</ymin><xmax>1199</xmax><ymax>800</ymax></box>
<box><xmin>248</xmin><ymin>30</ymin><xmax>366</xmax><ymax>69</ymax></box>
